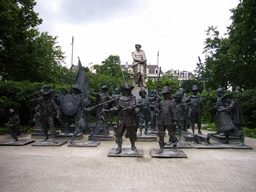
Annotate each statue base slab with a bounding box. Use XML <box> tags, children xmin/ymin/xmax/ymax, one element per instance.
<box><xmin>31</xmin><ymin>132</ymin><xmax>83</xmax><ymax>140</ymax></box>
<box><xmin>32</xmin><ymin>140</ymin><xmax>67</xmax><ymax>147</ymax></box>
<box><xmin>190</xmin><ymin>142</ymin><xmax>252</xmax><ymax>149</ymax></box>
<box><xmin>219</xmin><ymin>143</ymin><xmax>252</xmax><ymax>149</ymax></box>
<box><xmin>68</xmin><ymin>141</ymin><xmax>100</xmax><ymax>147</ymax></box>
<box><xmin>136</xmin><ymin>133</ymin><xmax>157</xmax><ymax>142</ymax></box>
<box><xmin>190</xmin><ymin>142</ymin><xmax>223</xmax><ymax>149</ymax></box>
<box><xmin>108</xmin><ymin>148</ymin><xmax>144</xmax><ymax>157</ymax></box>
<box><xmin>164</xmin><ymin>142</ymin><xmax>192</xmax><ymax>149</ymax></box>
<box><xmin>0</xmin><ymin>139</ymin><xmax>35</xmax><ymax>146</ymax></box>
<box><xmin>211</xmin><ymin>134</ymin><xmax>241</xmax><ymax>144</ymax></box>
<box><xmin>89</xmin><ymin>133</ymin><xmax>114</xmax><ymax>141</ymax></box>
<box><xmin>150</xmin><ymin>149</ymin><xmax>187</xmax><ymax>158</ymax></box>
<box><xmin>182</xmin><ymin>134</ymin><xmax>195</xmax><ymax>142</ymax></box>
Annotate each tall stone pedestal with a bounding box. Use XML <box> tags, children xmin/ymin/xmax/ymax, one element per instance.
<box><xmin>132</xmin><ymin>85</ymin><xmax>148</xmax><ymax>100</ymax></box>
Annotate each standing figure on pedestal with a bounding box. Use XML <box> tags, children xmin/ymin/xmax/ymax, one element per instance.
<box><xmin>137</xmin><ymin>90</ymin><xmax>152</xmax><ymax>136</ymax></box>
<box><xmin>131</xmin><ymin>44</ymin><xmax>147</xmax><ymax>88</ymax></box>
<box><xmin>91</xmin><ymin>85</ymin><xmax>112</xmax><ymax>135</ymax></box>
<box><xmin>186</xmin><ymin>85</ymin><xmax>203</xmax><ymax>135</ymax></box>
<box><xmin>4</xmin><ymin>109</ymin><xmax>20</xmax><ymax>141</ymax></box>
<box><xmin>69</xmin><ymin>86</ymin><xmax>83</xmax><ymax>145</ymax></box>
<box><xmin>170</xmin><ymin>91</ymin><xmax>188</xmax><ymax>141</ymax></box>
<box><xmin>35</xmin><ymin>89</ymin><xmax>60</xmax><ymax>143</ymax></box>
<box><xmin>179</xmin><ymin>88</ymin><xmax>191</xmax><ymax>133</ymax></box>
<box><xmin>148</xmin><ymin>89</ymin><xmax>162</xmax><ymax>133</ymax></box>
<box><xmin>212</xmin><ymin>86</ymin><xmax>245</xmax><ymax>145</ymax></box>
<box><xmin>155</xmin><ymin>86</ymin><xmax>178</xmax><ymax>154</ymax></box>
<box><xmin>105</xmin><ymin>84</ymin><xmax>138</xmax><ymax>154</ymax></box>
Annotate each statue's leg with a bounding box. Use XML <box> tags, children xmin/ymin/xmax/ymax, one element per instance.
<box><xmin>141</xmin><ymin>75</ymin><xmax>147</xmax><ymax>87</ymax></box>
<box><xmin>156</xmin><ymin>126</ymin><xmax>166</xmax><ymax>154</ymax></box>
<box><xmin>10</xmin><ymin>127</ymin><xmax>18</xmax><ymax>141</ymax></box>
<box><xmin>49</xmin><ymin>117</ymin><xmax>57</xmax><ymax>143</ymax></box>
<box><xmin>115</xmin><ymin>121</ymin><xmax>125</xmax><ymax>154</ymax></box>
<box><xmin>144</xmin><ymin>121</ymin><xmax>149</xmax><ymax>135</ymax></box>
<box><xmin>191</xmin><ymin>120</ymin><xmax>195</xmax><ymax>135</ymax></box>
<box><xmin>167</xmin><ymin>124</ymin><xmax>178</xmax><ymax>151</ymax></box>
<box><xmin>128</xmin><ymin>127</ymin><xmax>138</xmax><ymax>151</ymax></box>
<box><xmin>41</xmin><ymin>120</ymin><xmax>48</xmax><ymax>141</ymax></box>
<box><xmin>138</xmin><ymin>120</ymin><xmax>143</xmax><ymax>136</ymax></box>
<box><xmin>222</xmin><ymin>131</ymin><xmax>230</xmax><ymax>144</ymax></box>
<box><xmin>197</xmin><ymin>112</ymin><xmax>202</xmax><ymax>134</ymax></box>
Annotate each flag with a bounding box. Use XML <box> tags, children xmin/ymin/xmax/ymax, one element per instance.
<box><xmin>74</xmin><ymin>58</ymin><xmax>90</xmax><ymax>100</ymax></box>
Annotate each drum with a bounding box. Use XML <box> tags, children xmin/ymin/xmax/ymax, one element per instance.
<box><xmin>214</xmin><ymin>113</ymin><xmax>234</xmax><ymax>133</ymax></box>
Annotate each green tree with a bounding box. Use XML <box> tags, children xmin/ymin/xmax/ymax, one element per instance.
<box><xmin>0</xmin><ymin>0</ymin><xmax>65</xmax><ymax>83</ymax></box>
<box><xmin>89</xmin><ymin>55</ymin><xmax>131</xmax><ymax>98</ymax></box>
<box><xmin>200</xmin><ymin>0</ymin><xmax>256</xmax><ymax>91</ymax></box>
<box><xmin>181</xmin><ymin>79</ymin><xmax>204</xmax><ymax>93</ymax></box>
<box><xmin>147</xmin><ymin>72</ymin><xmax>180</xmax><ymax>94</ymax></box>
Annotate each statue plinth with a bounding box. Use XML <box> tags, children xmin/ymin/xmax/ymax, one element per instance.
<box><xmin>132</xmin><ymin>85</ymin><xmax>148</xmax><ymax>101</ymax></box>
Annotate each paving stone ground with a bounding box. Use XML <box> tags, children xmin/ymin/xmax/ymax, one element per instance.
<box><xmin>0</xmin><ymin>130</ymin><xmax>256</xmax><ymax>192</ymax></box>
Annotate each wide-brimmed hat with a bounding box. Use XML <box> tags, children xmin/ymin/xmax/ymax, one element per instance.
<box><xmin>192</xmin><ymin>85</ymin><xmax>199</xmax><ymax>91</ymax></box>
<box><xmin>70</xmin><ymin>86</ymin><xmax>82</xmax><ymax>94</ymax></box>
<box><xmin>160</xmin><ymin>86</ymin><xmax>171</xmax><ymax>94</ymax></box>
<box><xmin>174</xmin><ymin>91</ymin><xmax>183</xmax><ymax>98</ymax></box>
<box><xmin>43</xmin><ymin>88</ymin><xmax>54</xmax><ymax>96</ymax></box>
<box><xmin>102</xmin><ymin>85</ymin><xmax>109</xmax><ymax>90</ymax></box>
<box><xmin>135</xmin><ymin>44</ymin><xmax>141</xmax><ymax>47</ymax></box>
<box><xmin>121</xmin><ymin>83</ymin><xmax>134</xmax><ymax>91</ymax></box>
<box><xmin>61</xmin><ymin>87</ymin><xmax>68</xmax><ymax>92</ymax></box>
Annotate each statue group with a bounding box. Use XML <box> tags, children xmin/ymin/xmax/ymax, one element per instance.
<box><xmin>3</xmin><ymin>44</ymin><xmax>247</xmax><ymax>156</ymax></box>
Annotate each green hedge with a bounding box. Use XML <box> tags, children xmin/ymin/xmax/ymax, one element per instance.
<box><xmin>1</xmin><ymin>81</ymin><xmax>256</xmax><ymax>129</ymax></box>
<box><xmin>0</xmin><ymin>81</ymin><xmax>71</xmax><ymax>127</ymax></box>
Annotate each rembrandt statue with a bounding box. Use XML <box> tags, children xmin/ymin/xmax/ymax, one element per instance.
<box><xmin>131</xmin><ymin>44</ymin><xmax>147</xmax><ymax>88</ymax></box>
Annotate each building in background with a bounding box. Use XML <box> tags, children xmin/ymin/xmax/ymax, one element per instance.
<box><xmin>120</xmin><ymin>63</ymin><xmax>194</xmax><ymax>83</ymax></box>
<box><xmin>120</xmin><ymin>63</ymin><xmax>163</xmax><ymax>82</ymax></box>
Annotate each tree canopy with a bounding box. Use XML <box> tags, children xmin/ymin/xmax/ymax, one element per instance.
<box><xmin>0</xmin><ymin>0</ymin><xmax>67</xmax><ymax>83</ymax></box>
<box><xmin>197</xmin><ymin>0</ymin><xmax>256</xmax><ymax>91</ymax></box>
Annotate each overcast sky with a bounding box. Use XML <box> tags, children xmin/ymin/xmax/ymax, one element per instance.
<box><xmin>34</xmin><ymin>0</ymin><xmax>240</xmax><ymax>73</ymax></box>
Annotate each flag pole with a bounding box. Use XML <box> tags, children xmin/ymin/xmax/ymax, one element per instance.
<box><xmin>71</xmin><ymin>36</ymin><xmax>74</xmax><ymax>87</ymax></box>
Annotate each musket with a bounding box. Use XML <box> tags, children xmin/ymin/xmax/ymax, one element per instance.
<box><xmin>86</xmin><ymin>98</ymin><xmax>120</xmax><ymax>111</ymax></box>
<box><xmin>154</xmin><ymin>67</ymin><xmax>161</xmax><ymax>129</ymax></box>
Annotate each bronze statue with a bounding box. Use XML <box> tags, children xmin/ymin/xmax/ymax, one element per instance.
<box><xmin>179</xmin><ymin>88</ymin><xmax>191</xmax><ymax>132</ymax></box>
<box><xmin>186</xmin><ymin>85</ymin><xmax>203</xmax><ymax>135</ymax></box>
<box><xmin>137</xmin><ymin>89</ymin><xmax>152</xmax><ymax>136</ymax></box>
<box><xmin>69</xmin><ymin>86</ymin><xmax>84</xmax><ymax>145</ymax></box>
<box><xmin>105</xmin><ymin>84</ymin><xmax>138</xmax><ymax>154</ymax></box>
<box><xmin>34</xmin><ymin>88</ymin><xmax>60</xmax><ymax>143</ymax></box>
<box><xmin>131</xmin><ymin>44</ymin><xmax>147</xmax><ymax>88</ymax></box>
<box><xmin>171</xmin><ymin>91</ymin><xmax>188</xmax><ymax>141</ymax></box>
<box><xmin>155</xmin><ymin>86</ymin><xmax>177</xmax><ymax>154</ymax></box>
<box><xmin>91</xmin><ymin>85</ymin><xmax>112</xmax><ymax>135</ymax></box>
<box><xmin>148</xmin><ymin>89</ymin><xmax>162</xmax><ymax>133</ymax></box>
<box><xmin>212</xmin><ymin>86</ymin><xmax>245</xmax><ymax>145</ymax></box>
<box><xmin>4</xmin><ymin>109</ymin><xmax>20</xmax><ymax>141</ymax></box>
